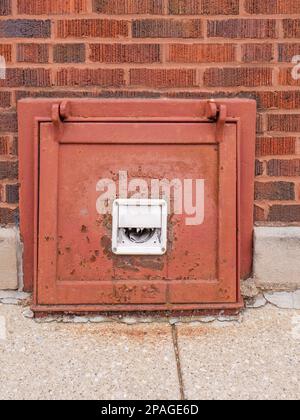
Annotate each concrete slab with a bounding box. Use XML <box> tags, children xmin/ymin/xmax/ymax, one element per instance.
<box><xmin>265</xmin><ymin>291</ymin><xmax>300</xmax><ymax>310</ymax></box>
<box><xmin>177</xmin><ymin>306</ymin><xmax>300</xmax><ymax>400</ymax></box>
<box><xmin>0</xmin><ymin>305</ymin><xmax>180</xmax><ymax>400</ymax></box>
<box><xmin>254</xmin><ymin>227</ymin><xmax>300</xmax><ymax>290</ymax></box>
<box><xmin>0</xmin><ymin>228</ymin><xmax>19</xmax><ymax>290</ymax></box>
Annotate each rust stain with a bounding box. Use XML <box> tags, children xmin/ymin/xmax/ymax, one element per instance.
<box><xmin>81</xmin><ymin>225</ymin><xmax>88</xmax><ymax>233</ymax></box>
<box><xmin>113</xmin><ymin>285</ymin><xmax>138</xmax><ymax>304</ymax></box>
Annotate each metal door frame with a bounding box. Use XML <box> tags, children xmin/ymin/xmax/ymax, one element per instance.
<box><xmin>18</xmin><ymin>99</ymin><xmax>256</xmax><ymax>307</ymax></box>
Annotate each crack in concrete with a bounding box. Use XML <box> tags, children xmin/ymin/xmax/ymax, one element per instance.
<box><xmin>171</xmin><ymin>324</ymin><xmax>186</xmax><ymax>401</ymax></box>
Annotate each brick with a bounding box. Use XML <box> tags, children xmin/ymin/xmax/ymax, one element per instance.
<box><xmin>17</xmin><ymin>0</ymin><xmax>88</xmax><ymax>14</ymax></box>
<box><xmin>93</xmin><ymin>0</ymin><xmax>163</xmax><ymax>14</ymax></box>
<box><xmin>17</xmin><ymin>44</ymin><xmax>49</xmax><ymax>63</ymax></box>
<box><xmin>56</xmin><ymin>19</ymin><xmax>128</xmax><ymax>38</ymax></box>
<box><xmin>5</xmin><ymin>184</ymin><xmax>19</xmax><ymax>204</ymax></box>
<box><xmin>0</xmin><ymin>45</ymin><xmax>12</xmax><ymax>63</ymax></box>
<box><xmin>268</xmin><ymin>114</ymin><xmax>300</xmax><ymax>132</ymax></box>
<box><xmin>0</xmin><ymin>136</ymin><xmax>10</xmax><ymax>155</ymax></box>
<box><xmin>278</xmin><ymin>44</ymin><xmax>300</xmax><ymax>62</ymax></box>
<box><xmin>53</xmin><ymin>44</ymin><xmax>85</xmax><ymax>63</ymax></box>
<box><xmin>203</xmin><ymin>68</ymin><xmax>273</xmax><ymax>87</ymax></box>
<box><xmin>130</xmin><ymin>69</ymin><xmax>197</xmax><ymax>88</ymax></box>
<box><xmin>0</xmin><ymin>68</ymin><xmax>51</xmax><ymax>87</ymax></box>
<box><xmin>15</xmin><ymin>90</ymin><xmax>161</xmax><ymax>101</ymax></box>
<box><xmin>267</xmin><ymin>159</ymin><xmax>300</xmax><ymax>177</ymax></box>
<box><xmin>0</xmin><ymin>0</ymin><xmax>11</xmax><ymax>15</ymax></box>
<box><xmin>242</xmin><ymin>44</ymin><xmax>274</xmax><ymax>63</ymax></box>
<box><xmin>255</xmin><ymin>91</ymin><xmax>300</xmax><ymax>110</ymax></box>
<box><xmin>0</xmin><ymin>207</ymin><xmax>18</xmax><ymax>225</ymax></box>
<box><xmin>0</xmin><ymin>92</ymin><xmax>11</xmax><ymax>108</ymax></box>
<box><xmin>245</xmin><ymin>0</ymin><xmax>300</xmax><ymax>14</ymax></box>
<box><xmin>208</xmin><ymin>19</ymin><xmax>276</xmax><ymax>39</ymax></box>
<box><xmin>255</xmin><ymin>160</ymin><xmax>264</xmax><ymax>176</ymax></box>
<box><xmin>168</xmin><ymin>44</ymin><xmax>236</xmax><ymax>63</ymax></box>
<box><xmin>133</xmin><ymin>19</ymin><xmax>203</xmax><ymax>38</ymax></box>
<box><xmin>10</xmin><ymin>137</ymin><xmax>18</xmax><ymax>156</ymax></box>
<box><xmin>0</xmin><ymin>20</ymin><xmax>51</xmax><ymax>38</ymax></box>
<box><xmin>256</xmin><ymin>137</ymin><xmax>296</xmax><ymax>156</ymax></box>
<box><xmin>168</xmin><ymin>0</ymin><xmax>239</xmax><ymax>15</ymax></box>
<box><xmin>90</xmin><ymin>44</ymin><xmax>160</xmax><ymax>64</ymax></box>
<box><xmin>0</xmin><ymin>161</ymin><xmax>18</xmax><ymax>179</ymax></box>
<box><xmin>268</xmin><ymin>205</ymin><xmax>300</xmax><ymax>222</ymax></box>
<box><xmin>0</xmin><ymin>113</ymin><xmax>17</xmax><ymax>133</ymax></box>
<box><xmin>255</xmin><ymin>181</ymin><xmax>295</xmax><ymax>201</ymax></box>
<box><xmin>283</xmin><ymin>19</ymin><xmax>300</xmax><ymax>39</ymax></box>
<box><xmin>56</xmin><ymin>68</ymin><xmax>125</xmax><ymax>88</ymax></box>
<box><xmin>0</xmin><ymin>185</ymin><xmax>4</xmax><ymax>203</ymax></box>
<box><xmin>254</xmin><ymin>205</ymin><xmax>265</xmax><ymax>222</ymax></box>
<box><xmin>256</xmin><ymin>113</ymin><xmax>264</xmax><ymax>134</ymax></box>
<box><xmin>278</xmin><ymin>68</ymin><xmax>300</xmax><ymax>87</ymax></box>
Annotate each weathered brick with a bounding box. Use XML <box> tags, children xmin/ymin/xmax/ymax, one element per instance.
<box><xmin>17</xmin><ymin>44</ymin><xmax>49</xmax><ymax>63</ymax></box>
<box><xmin>208</xmin><ymin>19</ymin><xmax>276</xmax><ymax>39</ymax></box>
<box><xmin>256</xmin><ymin>113</ymin><xmax>264</xmax><ymax>134</ymax></box>
<box><xmin>268</xmin><ymin>114</ymin><xmax>300</xmax><ymax>132</ymax></box>
<box><xmin>0</xmin><ymin>136</ymin><xmax>10</xmax><ymax>155</ymax></box>
<box><xmin>17</xmin><ymin>0</ymin><xmax>88</xmax><ymax>14</ymax></box>
<box><xmin>93</xmin><ymin>0</ymin><xmax>163</xmax><ymax>14</ymax></box>
<box><xmin>0</xmin><ymin>161</ymin><xmax>18</xmax><ymax>179</ymax></box>
<box><xmin>53</xmin><ymin>44</ymin><xmax>85</xmax><ymax>63</ymax></box>
<box><xmin>0</xmin><ymin>45</ymin><xmax>12</xmax><ymax>63</ymax></box>
<box><xmin>268</xmin><ymin>205</ymin><xmax>300</xmax><ymax>222</ymax></box>
<box><xmin>0</xmin><ymin>0</ymin><xmax>11</xmax><ymax>15</ymax></box>
<box><xmin>133</xmin><ymin>19</ymin><xmax>203</xmax><ymax>38</ymax></box>
<box><xmin>254</xmin><ymin>205</ymin><xmax>265</xmax><ymax>222</ymax></box>
<box><xmin>168</xmin><ymin>0</ymin><xmax>239</xmax><ymax>15</ymax></box>
<box><xmin>256</xmin><ymin>137</ymin><xmax>296</xmax><ymax>156</ymax></box>
<box><xmin>130</xmin><ymin>69</ymin><xmax>197</xmax><ymax>88</ymax></box>
<box><xmin>168</xmin><ymin>44</ymin><xmax>236</xmax><ymax>63</ymax></box>
<box><xmin>255</xmin><ymin>160</ymin><xmax>264</xmax><ymax>176</ymax></box>
<box><xmin>255</xmin><ymin>181</ymin><xmax>295</xmax><ymax>201</ymax></box>
<box><xmin>0</xmin><ymin>92</ymin><xmax>11</xmax><ymax>108</ymax></box>
<box><xmin>267</xmin><ymin>159</ymin><xmax>300</xmax><ymax>177</ymax></box>
<box><xmin>245</xmin><ymin>0</ymin><xmax>300</xmax><ymax>14</ymax></box>
<box><xmin>5</xmin><ymin>184</ymin><xmax>19</xmax><ymax>204</ymax></box>
<box><xmin>0</xmin><ymin>207</ymin><xmax>18</xmax><ymax>225</ymax></box>
<box><xmin>15</xmin><ymin>90</ymin><xmax>161</xmax><ymax>101</ymax></box>
<box><xmin>0</xmin><ymin>68</ymin><xmax>51</xmax><ymax>87</ymax></box>
<box><xmin>255</xmin><ymin>91</ymin><xmax>300</xmax><ymax>110</ymax></box>
<box><xmin>278</xmin><ymin>44</ymin><xmax>300</xmax><ymax>62</ymax></box>
<box><xmin>90</xmin><ymin>44</ymin><xmax>160</xmax><ymax>63</ymax></box>
<box><xmin>283</xmin><ymin>19</ymin><xmax>300</xmax><ymax>39</ymax></box>
<box><xmin>242</xmin><ymin>44</ymin><xmax>274</xmax><ymax>63</ymax></box>
<box><xmin>56</xmin><ymin>68</ymin><xmax>125</xmax><ymax>88</ymax></box>
<box><xmin>0</xmin><ymin>113</ymin><xmax>17</xmax><ymax>133</ymax></box>
<box><xmin>278</xmin><ymin>68</ymin><xmax>300</xmax><ymax>87</ymax></box>
<box><xmin>56</xmin><ymin>19</ymin><xmax>129</xmax><ymax>38</ymax></box>
<box><xmin>203</xmin><ymin>68</ymin><xmax>273</xmax><ymax>87</ymax></box>
<box><xmin>10</xmin><ymin>137</ymin><xmax>18</xmax><ymax>156</ymax></box>
<box><xmin>0</xmin><ymin>20</ymin><xmax>51</xmax><ymax>38</ymax></box>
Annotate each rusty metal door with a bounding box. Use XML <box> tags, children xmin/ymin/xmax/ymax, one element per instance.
<box><xmin>35</xmin><ymin>117</ymin><xmax>239</xmax><ymax>312</ymax></box>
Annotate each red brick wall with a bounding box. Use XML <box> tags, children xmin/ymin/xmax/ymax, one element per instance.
<box><xmin>0</xmin><ymin>0</ymin><xmax>300</xmax><ymax>225</ymax></box>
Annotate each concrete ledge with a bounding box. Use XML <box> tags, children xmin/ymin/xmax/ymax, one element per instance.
<box><xmin>254</xmin><ymin>227</ymin><xmax>300</xmax><ymax>290</ymax></box>
<box><xmin>0</xmin><ymin>228</ymin><xmax>19</xmax><ymax>290</ymax></box>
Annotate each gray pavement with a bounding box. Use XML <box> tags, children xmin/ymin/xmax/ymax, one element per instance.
<box><xmin>0</xmin><ymin>303</ymin><xmax>299</xmax><ymax>400</ymax></box>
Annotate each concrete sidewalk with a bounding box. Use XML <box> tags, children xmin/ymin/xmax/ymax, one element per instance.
<box><xmin>0</xmin><ymin>303</ymin><xmax>299</xmax><ymax>400</ymax></box>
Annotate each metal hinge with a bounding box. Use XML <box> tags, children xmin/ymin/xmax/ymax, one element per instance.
<box><xmin>51</xmin><ymin>101</ymin><xmax>70</xmax><ymax>137</ymax></box>
<box><xmin>205</xmin><ymin>100</ymin><xmax>227</xmax><ymax>142</ymax></box>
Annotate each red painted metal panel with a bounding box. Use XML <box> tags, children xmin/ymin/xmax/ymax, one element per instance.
<box><xmin>18</xmin><ymin>99</ymin><xmax>256</xmax><ymax>313</ymax></box>
<box><xmin>33</xmin><ymin>121</ymin><xmax>237</xmax><ymax>311</ymax></box>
